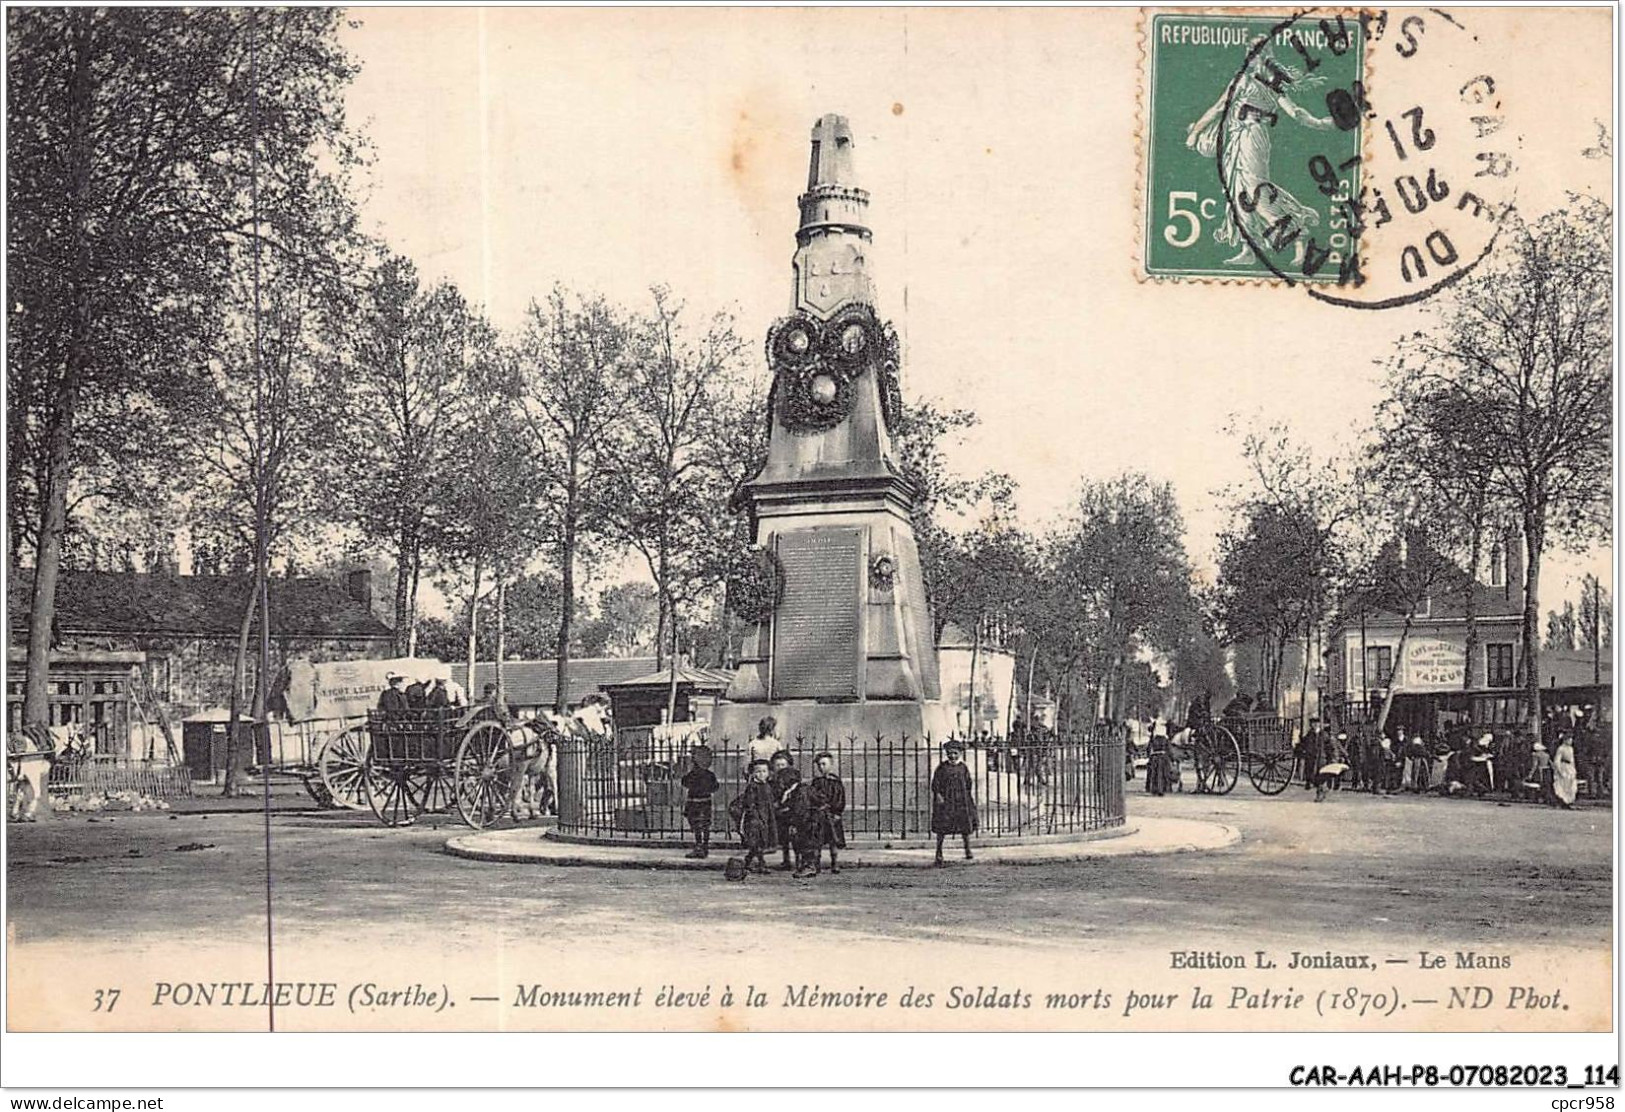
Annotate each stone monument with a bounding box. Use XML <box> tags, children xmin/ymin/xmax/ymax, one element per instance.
<box><xmin>713</xmin><ymin>114</ymin><xmax>950</xmax><ymax>743</ymax></box>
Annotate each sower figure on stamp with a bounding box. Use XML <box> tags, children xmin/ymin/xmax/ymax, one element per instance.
<box><xmin>680</xmin><ymin>744</ymin><xmax>720</xmax><ymax>859</ymax></box>
<box><xmin>932</xmin><ymin>739</ymin><xmax>977</xmax><ymax>866</ymax></box>
<box><xmin>805</xmin><ymin>751</ymin><xmax>847</xmax><ymax>875</ymax></box>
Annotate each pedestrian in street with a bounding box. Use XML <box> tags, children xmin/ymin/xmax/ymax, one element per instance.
<box><xmin>1529</xmin><ymin>738</ymin><xmax>1554</xmax><ymax>805</ymax></box>
<box><xmin>680</xmin><ymin>744</ymin><xmax>720</xmax><ymax>859</ymax></box>
<box><xmin>769</xmin><ymin>750</ymin><xmax>802</xmax><ymax>872</ymax></box>
<box><xmin>1145</xmin><ymin>718</ymin><xmax>1174</xmax><ymax>796</ymax></box>
<box><xmin>931</xmin><ymin>739</ymin><xmax>977</xmax><ymax>865</ymax></box>
<box><xmin>805</xmin><ymin>752</ymin><xmax>847</xmax><ymax>875</ymax></box>
<box><xmin>1553</xmin><ymin>733</ymin><xmax>1579</xmax><ymax>809</ymax></box>
<box><xmin>729</xmin><ymin>760</ymin><xmax>778</xmax><ymax>875</ymax></box>
<box><xmin>1313</xmin><ymin>729</ymin><xmax>1349</xmax><ymax>803</ymax></box>
<box><xmin>1405</xmin><ymin>729</ymin><xmax>1431</xmax><ymax>793</ymax></box>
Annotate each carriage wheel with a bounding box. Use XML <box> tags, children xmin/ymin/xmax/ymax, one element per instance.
<box><xmin>421</xmin><ymin>759</ymin><xmax>458</xmax><ymax>816</ymax></box>
<box><xmin>1248</xmin><ymin>750</ymin><xmax>1296</xmax><ymax>795</ymax></box>
<box><xmin>365</xmin><ymin>759</ymin><xmax>430</xmax><ymax>827</ymax></box>
<box><xmin>317</xmin><ymin>726</ymin><xmax>371</xmax><ymax>811</ymax></box>
<box><xmin>302</xmin><ymin>776</ymin><xmax>335</xmax><ymax>808</ymax></box>
<box><xmin>1195</xmin><ymin>726</ymin><xmax>1241</xmax><ymax>795</ymax></box>
<box><xmin>454</xmin><ymin>721</ymin><xmax>515</xmax><ymax>829</ymax></box>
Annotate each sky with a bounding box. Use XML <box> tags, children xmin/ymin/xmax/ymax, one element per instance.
<box><xmin>336</xmin><ymin>6</ymin><xmax>1613</xmax><ymax>608</ymax></box>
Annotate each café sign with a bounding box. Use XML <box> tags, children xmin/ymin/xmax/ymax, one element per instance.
<box><xmin>1403</xmin><ymin>637</ymin><xmax>1467</xmax><ymax>692</ymax></box>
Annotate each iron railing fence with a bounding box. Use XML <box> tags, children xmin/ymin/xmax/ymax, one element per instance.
<box><xmin>46</xmin><ymin>755</ymin><xmax>194</xmax><ymax>798</ymax></box>
<box><xmin>555</xmin><ymin>730</ymin><xmax>1124</xmax><ymax>844</ymax></box>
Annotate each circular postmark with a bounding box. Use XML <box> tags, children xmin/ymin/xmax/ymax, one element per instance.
<box><xmin>1214</xmin><ymin>8</ymin><xmax>1520</xmax><ymax>309</ymax></box>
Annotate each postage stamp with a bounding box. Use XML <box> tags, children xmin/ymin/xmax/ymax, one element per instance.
<box><xmin>1141</xmin><ymin>10</ymin><xmax>1368</xmax><ymax>282</ymax></box>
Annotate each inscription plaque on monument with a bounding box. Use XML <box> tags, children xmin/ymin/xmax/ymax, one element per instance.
<box><xmin>772</xmin><ymin>528</ymin><xmax>862</xmax><ymax>700</ymax></box>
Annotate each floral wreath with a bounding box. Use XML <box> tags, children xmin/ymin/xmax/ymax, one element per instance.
<box><xmin>767</xmin><ymin>306</ymin><xmax>893</xmax><ymax>435</ymax></box>
<box><xmin>868</xmin><ymin>552</ymin><xmax>898</xmax><ymax>591</ymax></box>
<box><xmin>726</xmin><ymin>546</ymin><xmax>785</xmax><ymax>624</ymax></box>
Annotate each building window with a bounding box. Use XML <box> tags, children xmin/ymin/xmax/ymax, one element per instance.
<box><xmin>1365</xmin><ymin>646</ymin><xmax>1394</xmax><ymax>688</ymax></box>
<box><xmin>1489</xmin><ymin>545</ymin><xmax>1504</xmax><ymax>587</ymax></box>
<box><xmin>1487</xmin><ymin>643</ymin><xmax>1515</xmax><ymax>687</ymax></box>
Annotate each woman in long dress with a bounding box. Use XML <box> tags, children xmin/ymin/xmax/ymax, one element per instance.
<box><xmin>1186</xmin><ymin>53</ymin><xmax>1335</xmax><ymax>267</ymax></box>
<box><xmin>1553</xmin><ymin>735</ymin><xmax>1579</xmax><ymax>808</ymax></box>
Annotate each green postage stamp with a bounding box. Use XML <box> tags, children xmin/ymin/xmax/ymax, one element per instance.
<box><xmin>1141</xmin><ymin>10</ymin><xmax>1367</xmax><ymax>282</ymax></box>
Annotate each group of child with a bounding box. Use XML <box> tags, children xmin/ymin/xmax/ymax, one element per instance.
<box><xmin>674</xmin><ymin>719</ymin><xmax>980</xmax><ymax>875</ymax></box>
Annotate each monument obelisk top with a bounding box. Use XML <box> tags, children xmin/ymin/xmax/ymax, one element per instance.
<box><xmin>793</xmin><ymin>114</ymin><xmax>874</xmax><ymax>317</ymax></box>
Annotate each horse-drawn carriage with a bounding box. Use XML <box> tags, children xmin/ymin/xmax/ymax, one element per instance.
<box><xmin>286</xmin><ymin>657</ymin><xmax>612</xmax><ymax>828</ymax></box>
<box><xmin>1181</xmin><ymin>714</ymin><xmax>1298</xmax><ymax>796</ymax></box>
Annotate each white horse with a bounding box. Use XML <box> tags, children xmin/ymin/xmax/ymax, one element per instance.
<box><xmin>7</xmin><ymin>724</ymin><xmax>86</xmax><ymax>822</ymax></box>
<box><xmin>507</xmin><ymin>699</ymin><xmax>611</xmax><ymax>821</ymax></box>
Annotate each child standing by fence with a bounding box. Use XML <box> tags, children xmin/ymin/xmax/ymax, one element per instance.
<box><xmin>680</xmin><ymin>744</ymin><xmax>719</xmax><ymax>859</ymax></box>
<box><xmin>932</xmin><ymin>739</ymin><xmax>977</xmax><ymax>866</ymax></box>
<box><xmin>805</xmin><ymin>752</ymin><xmax>846</xmax><ymax>875</ymax></box>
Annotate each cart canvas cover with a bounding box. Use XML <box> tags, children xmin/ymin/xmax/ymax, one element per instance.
<box><xmin>280</xmin><ymin>657</ymin><xmax>453</xmax><ymax>723</ymax></box>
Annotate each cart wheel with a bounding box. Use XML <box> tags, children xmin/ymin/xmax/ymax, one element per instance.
<box><xmin>317</xmin><ymin>725</ymin><xmax>370</xmax><ymax>810</ymax></box>
<box><xmin>302</xmin><ymin>776</ymin><xmax>335</xmax><ymax>808</ymax></box>
<box><xmin>365</xmin><ymin>759</ymin><xmax>429</xmax><ymax>827</ymax></box>
<box><xmin>455</xmin><ymin>721</ymin><xmax>516</xmax><ymax>829</ymax></box>
<box><xmin>1248</xmin><ymin>750</ymin><xmax>1295</xmax><ymax>795</ymax></box>
<box><xmin>421</xmin><ymin>759</ymin><xmax>457</xmax><ymax>815</ymax></box>
<box><xmin>1195</xmin><ymin>726</ymin><xmax>1241</xmax><ymax>795</ymax></box>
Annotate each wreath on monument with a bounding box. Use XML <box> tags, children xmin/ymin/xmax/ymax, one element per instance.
<box><xmin>877</xmin><ymin>322</ymin><xmax>904</xmax><ymax>434</ymax></box>
<box><xmin>725</xmin><ymin>546</ymin><xmax>785</xmax><ymax>624</ymax></box>
<box><xmin>868</xmin><ymin>552</ymin><xmax>898</xmax><ymax>591</ymax></box>
<box><xmin>767</xmin><ymin>305</ymin><xmax>894</xmax><ymax>435</ymax></box>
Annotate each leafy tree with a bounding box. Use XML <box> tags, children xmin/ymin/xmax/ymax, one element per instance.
<box><xmin>339</xmin><ymin>256</ymin><xmax>486</xmax><ymax>654</ymax></box>
<box><xmin>575</xmin><ymin>582</ymin><xmax>659</xmax><ymax>658</ymax></box>
<box><xmin>1545</xmin><ymin>602</ymin><xmax>1578</xmax><ymax>652</ymax></box>
<box><xmin>513</xmin><ymin>289</ymin><xmax>628</xmax><ymax>711</ymax></box>
<box><xmin>1392</xmin><ymin>200</ymin><xmax>1612</xmax><ymax>724</ymax></box>
<box><xmin>6</xmin><ymin>7</ymin><xmax>362</xmax><ymax>728</ymax></box>
<box><xmin>605</xmin><ymin>287</ymin><xmax>746</xmax><ymax>717</ymax></box>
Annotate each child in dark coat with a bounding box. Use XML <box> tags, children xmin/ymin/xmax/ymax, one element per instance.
<box><xmin>931</xmin><ymin>740</ymin><xmax>977</xmax><ymax>866</ymax></box>
<box><xmin>804</xmin><ymin>752</ymin><xmax>847</xmax><ymax>875</ymax></box>
<box><xmin>770</xmin><ymin>750</ymin><xmax>802</xmax><ymax>872</ymax></box>
<box><xmin>680</xmin><ymin>744</ymin><xmax>720</xmax><ymax>859</ymax></box>
<box><xmin>729</xmin><ymin>760</ymin><xmax>778</xmax><ymax>874</ymax></box>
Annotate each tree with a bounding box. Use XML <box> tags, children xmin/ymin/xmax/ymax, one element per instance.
<box><xmin>513</xmin><ymin>289</ymin><xmax>628</xmax><ymax>711</ymax></box>
<box><xmin>6</xmin><ymin>7</ymin><xmax>363</xmax><ymax>729</ymax></box>
<box><xmin>606</xmin><ymin>287</ymin><xmax>747</xmax><ymax>717</ymax></box>
<box><xmin>1545</xmin><ymin>602</ymin><xmax>1578</xmax><ymax>652</ymax></box>
<box><xmin>1393</xmin><ymin>200</ymin><xmax>1612</xmax><ymax>725</ymax></box>
<box><xmin>340</xmin><ymin>257</ymin><xmax>486</xmax><ymax>655</ymax></box>
<box><xmin>575</xmin><ymin>582</ymin><xmax>659</xmax><ymax>658</ymax></box>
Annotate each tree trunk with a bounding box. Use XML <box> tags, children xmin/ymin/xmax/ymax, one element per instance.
<box><xmin>1521</xmin><ymin>508</ymin><xmax>1546</xmax><ymax>730</ymax></box>
<box><xmin>1374</xmin><ymin>612</ymin><xmax>1414</xmax><ymax>735</ymax></box>
<box><xmin>966</xmin><ymin>618</ymin><xmax>983</xmax><ymax>735</ymax></box>
<box><xmin>1462</xmin><ymin>517</ymin><xmax>1483</xmax><ymax>695</ymax></box>
<box><xmin>407</xmin><ymin>531</ymin><xmax>422</xmax><ymax>656</ymax></box>
<box><xmin>1024</xmin><ymin>645</ymin><xmax>1038</xmax><ymax>733</ymax></box>
<box><xmin>223</xmin><ymin>585</ymin><xmax>258</xmax><ymax>797</ymax></box>
<box><xmin>22</xmin><ymin>15</ymin><xmax>95</xmax><ymax>730</ymax></box>
<box><xmin>554</xmin><ymin>496</ymin><xmax>576</xmax><ymax>715</ymax></box>
<box><xmin>253</xmin><ymin>570</ymin><xmax>272</xmax><ymax>773</ymax></box>
<box><xmin>392</xmin><ymin>523</ymin><xmax>412</xmax><ymax>656</ymax></box>
<box><xmin>465</xmin><ymin>554</ymin><xmax>481</xmax><ymax>694</ymax></box>
<box><xmin>665</xmin><ymin>603</ymin><xmax>681</xmax><ymax>726</ymax></box>
<box><xmin>1298</xmin><ymin>619</ymin><xmax>1314</xmax><ymax>735</ymax></box>
<box><xmin>494</xmin><ymin>575</ymin><xmax>507</xmax><ymax>710</ymax></box>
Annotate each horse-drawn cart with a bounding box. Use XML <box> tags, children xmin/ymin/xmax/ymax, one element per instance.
<box><xmin>1184</xmin><ymin>715</ymin><xmax>1298</xmax><ymax>795</ymax></box>
<box><xmin>354</xmin><ymin>707</ymin><xmax>519</xmax><ymax>828</ymax></box>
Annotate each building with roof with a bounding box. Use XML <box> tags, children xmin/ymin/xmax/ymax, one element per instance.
<box><xmin>449</xmin><ymin>657</ymin><xmax>659</xmax><ymax>717</ymax></box>
<box><xmin>599</xmin><ymin>662</ymin><xmax>735</xmax><ymax>730</ymax></box>
<box><xmin>6</xmin><ymin>568</ymin><xmax>393</xmax><ymax>755</ymax></box>
<box><xmin>1321</xmin><ymin>535</ymin><xmax>1542</xmax><ymax>735</ymax></box>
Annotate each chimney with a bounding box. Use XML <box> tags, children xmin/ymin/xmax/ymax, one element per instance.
<box><xmin>346</xmin><ymin>568</ymin><xmax>373</xmax><ymax>610</ymax></box>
